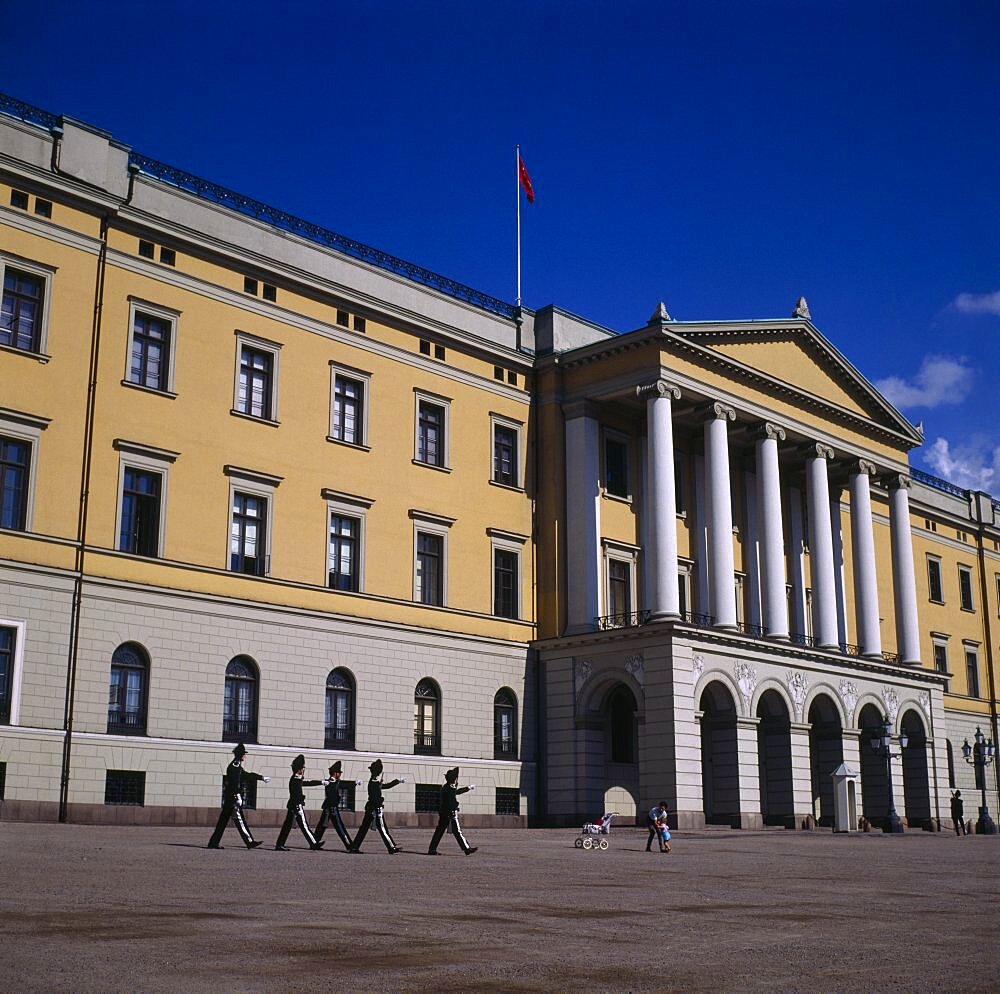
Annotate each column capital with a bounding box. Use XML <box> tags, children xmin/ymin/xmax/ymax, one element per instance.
<box><xmin>562</xmin><ymin>398</ymin><xmax>600</xmax><ymax>422</ymax></box>
<box><xmin>757</xmin><ymin>421</ymin><xmax>787</xmax><ymax>442</ymax></box>
<box><xmin>636</xmin><ymin>379</ymin><xmax>681</xmax><ymax>401</ymax></box>
<box><xmin>850</xmin><ymin>458</ymin><xmax>878</xmax><ymax>477</ymax></box>
<box><xmin>885</xmin><ymin>472</ymin><xmax>912</xmax><ymax>491</ymax></box>
<box><xmin>708</xmin><ymin>401</ymin><xmax>736</xmax><ymax>422</ymax></box>
<box><xmin>805</xmin><ymin>441</ymin><xmax>835</xmax><ymax>461</ymax></box>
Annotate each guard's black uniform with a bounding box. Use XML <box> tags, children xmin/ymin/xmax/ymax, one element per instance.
<box><xmin>208</xmin><ymin>747</ymin><xmax>265</xmax><ymax>849</ymax></box>
<box><xmin>275</xmin><ymin>759</ymin><xmax>324</xmax><ymax>850</ymax></box>
<box><xmin>428</xmin><ymin>771</ymin><xmax>476</xmax><ymax>855</ymax></box>
<box><xmin>350</xmin><ymin>759</ymin><xmax>403</xmax><ymax>853</ymax></box>
<box><xmin>315</xmin><ymin>765</ymin><xmax>354</xmax><ymax>850</ymax></box>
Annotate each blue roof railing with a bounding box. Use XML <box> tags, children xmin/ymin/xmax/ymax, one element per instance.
<box><xmin>0</xmin><ymin>92</ymin><xmax>59</xmax><ymax>131</ymax></box>
<box><xmin>910</xmin><ymin>468</ymin><xmax>970</xmax><ymax>500</ymax></box>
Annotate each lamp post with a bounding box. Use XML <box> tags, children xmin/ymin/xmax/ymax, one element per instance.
<box><xmin>869</xmin><ymin>714</ymin><xmax>907</xmax><ymax>833</ymax></box>
<box><xmin>961</xmin><ymin>727</ymin><xmax>997</xmax><ymax>835</ymax></box>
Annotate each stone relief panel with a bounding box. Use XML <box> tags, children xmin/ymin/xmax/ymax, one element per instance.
<box><xmin>734</xmin><ymin>661</ymin><xmax>758</xmax><ymax>713</ymax></box>
<box><xmin>917</xmin><ymin>690</ymin><xmax>931</xmax><ymax>720</ymax></box>
<box><xmin>787</xmin><ymin>670</ymin><xmax>809</xmax><ymax>721</ymax></box>
<box><xmin>624</xmin><ymin>653</ymin><xmax>645</xmax><ymax>690</ymax></box>
<box><xmin>839</xmin><ymin>680</ymin><xmax>859</xmax><ymax>723</ymax></box>
<box><xmin>881</xmin><ymin>686</ymin><xmax>899</xmax><ymax>723</ymax></box>
<box><xmin>573</xmin><ymin>658</ymin><xmax>593</xmax><ymax>705</ymax></box>
<box><xmin>692</xmin><ymin>654</ymin><xmax>704</xmax><ymax>683</ymax></box>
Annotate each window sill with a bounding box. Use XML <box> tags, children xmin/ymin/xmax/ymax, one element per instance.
<box><xmin>489</xmin><ymin>479</ymin><xmax>525</xmax><ymax>494</ymax></box>
<box><xmin>121</xmin><ymin>380</ymin><xmax>177</xmax><ymax>399</ymax></box>
<box><xmin>0</xmin><ymin>342</ymin><xmax>50</xmax><ymax>363</ymax></box>
<box><xmin>412</xmin><ymin>459</ymin><xmax>451</xmax><ymax>474</ymax></box>
<box><xmin>230</xmin><ymin>409</ymin><xmax>280</xmax><ymax>428</ymax></box>
<box><xmin>960</xmin><ymin>606</ymin><xmax>976</xmax><ymax>614</ymax></box>
<box><xmin>326</xmin><ymin>436</ymin><xmax>370</xmax><ymax>452</ymax></box>
<box><xmin>601</xmin><ymin>491</ymin><xmax>633</xmax><ymax>505</ymax></box>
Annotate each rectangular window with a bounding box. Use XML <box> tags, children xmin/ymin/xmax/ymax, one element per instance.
<box><xmin>0</xmin><ymin>625</ymin><xmax>15</xmax><ymax>724</ymax></box>
<box><xmin>0</xmin><ymin>436</ymin><xmax>30</xmax><ymax>531</ymax></box>
<box><xmin>927</xmin><ymin>557</ymin><xmax>943</xmax><ymax>603</ymax></box>
<box><xmin>604</xmin><ymin>434</ymin><xmax>629</xmax><ymax>499</ymax></box>
<box><xmin>336</xmin><ymin>309</ymin><xmax>350</xmax><ymax>327</ymax></box>
<box><xmin>332</xmin><ymin>375</ymin><xmax>363</xmax><ymax>445</ymax></box>
<box><xmin>262</xmin><ymin>284</ymin><xmax>276</xmax><ymax>302</ymax></box>
<box><xmin>231</xmin><ymin>492</ymin><xmax>268</xmax><ymax>576</ymax></box>
<box><xmin>494</xmin><ymin>365</ymin><xmax>504</xmax><ymax>381</ymax></box>
<box><xmin>243</xmin><ymin>277</ymin><xmax>258</xmax><ymax>295</ymax></box>
<box><xmin>609</xmin><ymin>559</ymin><xmax>632</xmax><ymax>618</ymax></box>
<box><xmin>434</xmin><ymin>344</ymin><xmax>446</xmax><ymax>360</ymax></box>
<box><xmin>959</xmin><ymin>566</ymin><xmax>975</xmax><ymax>611</ymax></box>
<box><xmin>34</xmin><ymin>199</ymin><xmax>52</xmax><ymax>219</ymax></box>
<box><xmin>328</xmin><ymin>514</ymin><xmax>359</xmax><ymax>592</ymax></box>
<box><xmin>965</xmin><ymin>648</ymin><xmax>980</xmax><ymax>698</ymax></box>
<box><xmin>118</xmin><ymin>467</ymin><xmax>162</xmax><ymax>556</ymax></box>
<box><xmin>10</xmin><ymin>189</ymin><xmax>28</xmax><ymax>210</ymax></box>
<box><xmin>494</xmin><ymin>547</ymin><xmax>519</xmax><ymax>619</ymax></box>
<box><xmin>159</xmin><ymin>247</ymin><xmax>175</xmax><ymax>266</ymax></box>
<box><xmin>419</xmin><ymin>339</ymin><xmax>431</xmax><ymax>356</ymax></box>
<box><xmin>1</xmin><ymin>267</ymin><xmax>44</xmax><ymax>353</ymax></box>
<box><xmin>129</xmin><ymin>310</ymin><xmax>171</xmax><ymax>391</ymax></box>
<box><xmin>337</xmin><ymin>782</ymin><xmax>355</xmax><ymax>811</ymax></box>
<box><xmin>221</xmin><ymin>776</ymin><xmax>257</xmax><ymax>810</ymax></box>
<box><xmin>104</xmin><ymin>770</ymin><xmax>146</xmax><ymax>806</ymax></box>
<box><xmin>495</xmin><ymin>786</ymin><xmax>520</xmax><ymax>817</ymax></box>
<box><xmin>238</xmin><ymin>346</ymin><xmax>274</xmax><ymax>420</ymax></box>
<box><xmin>493</xmin><ymin>422</ymin><xmax>518</xmax><ymax>487</ymax></box>
<box><xmin>353</xmin><ymin>315</ymin><xmax>366</xmax><ymax>333</ymax></box>
<box><xmin>416</xmin><ymin>531</ymin><xmax>443</xmax><ymax>605</ymax></box>
<box><xmin>416</xmin><ymin>398</ymin><xmax>447</xmax><ymax>468</ymax></box>
<box><xmin>138</xmin><ymin>239</ymin><xmax>155</xmax><ymax>259</ymax></box>
<box><xmin>933</xmin><ymin>639</ymin><xmax>950</xmax><ymax>692</ymax></box>
<box><xmin>415</xmin><ymin>782</ymin><xmax>440</xmax><ymax>813</ymax></box>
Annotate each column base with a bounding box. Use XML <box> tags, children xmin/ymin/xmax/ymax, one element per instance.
<box><xmin>563</xmin><ymin>622</ymin><xmax>597</xmax><ymax>636</ymax></box>
<box><xmin>649</xmin><ymin>611</ymin><xmax>680</xmax><ymax>623</ymax></box>
<box><xmin>861</xmin><ymin>651</ymin><xmax>884</xmax><ymax>661</ymax></box>
<box><xmin>765</xmin><ymin>632</ymin><xmax>790</xmax><ymax>643</ymax></box>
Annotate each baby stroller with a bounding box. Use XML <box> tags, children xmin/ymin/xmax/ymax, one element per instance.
<box><xmin>574</xmin><ymin>812</ymin><xmax>618</xmax><ymax>850</ymax></box>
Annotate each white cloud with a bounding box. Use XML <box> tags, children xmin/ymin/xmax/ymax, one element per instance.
<box><xmin>953</xmin><ymin>290</ymin><xmax>1000</xmax><ymax>316</ymax></box>
<box><xmin>923</xmin><ymin>436</ymin><xmax>1000</xmax><ymax>493</ymax></box>
<box><xmin>874</xmin><ymin>354</ymin><xmax>975</xmax><ymax>410</ymax></box>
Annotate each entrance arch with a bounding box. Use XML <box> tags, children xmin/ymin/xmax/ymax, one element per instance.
<box><xmin>599</xmin><ymin>683</ymin><xmax>639</xmax><ymax>820</ymax></box>
<box><xmin>858</xmin><ymin>703</ymin><xmax>890</xmax><ymax>829</ymax></box>
<box><xmin>700</xmin><ymin>681</ymin><xmax>740</xmax><ymax>826</ymax></box>
<box><xmin>901</xmin><ymin>709</ymin><xmax>931</xmax><ymax>829</ymax></box>
<box><xmin>756</xmin><ymin>689</ymin><xmax>793</xmax><ymax>826</ymax></box>
<box><xmin>808</xmin><ymin>694</ymin><xmax>843</xmax><ymax>826</ymax></box>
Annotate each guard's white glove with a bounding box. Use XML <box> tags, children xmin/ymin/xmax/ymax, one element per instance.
<box><xmin>468</xmin><ymin>784</ymin><xmax>476</xmax><ymax>791</ymax></box>
<box><xmin>355</xmin><ymin>779</ymin><xmax>364</xmax><ymax>786</ymax></box>
<box><xmin>321</xmin><ymin>779</ymin><xmax>331</xmax><ymax>786</ymax></box>
<box><xmin>262</xmin><ymin>777</ymin><xmax>271</xmax><ymax>784</ymax></box>
<box><xmin>399</xmin><ymin>777</ymin><xmax>407</xmax><ymax>784</ymax></box>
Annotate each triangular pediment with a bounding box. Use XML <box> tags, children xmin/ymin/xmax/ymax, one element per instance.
<box><xmin>669</xmin><ymin>323</ymin><xmax>920</xmax><ymax>442</ymax></box>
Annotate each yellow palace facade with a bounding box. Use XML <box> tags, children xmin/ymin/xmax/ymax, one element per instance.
<box><xmin>0</xmin><ymin>94</ymin><xmax>996</xmax><ymax>830</ymax></box>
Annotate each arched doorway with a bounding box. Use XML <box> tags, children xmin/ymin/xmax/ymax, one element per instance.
<box><xmin>756</xmin><ymin>689</ymin><xmax>793</xmax><ymax>826</ymax></box>
<box><xmin>808</xmin><ymin>694</ymin><xmax>843</xmax><ymax>826</ymax></box>
<box><xmin>601</xmin><ymin>683</ymin><xmax>639</xmax><ymax>819</ymax></box>
<box><xmin>901</xmin><ymin>710</ymin><xmax>931</xmax><ymax>829</ymax></box>
<box><xmin>700</xmin><ymin>681</ymin><xmax>740</xmax><ymax>826</ymax></box>
<box><xmin>858</xmin><ymin>703</ymin><xmax>890</xmax><ymax>830</ymax></box>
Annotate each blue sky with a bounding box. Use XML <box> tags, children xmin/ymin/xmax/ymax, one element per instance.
<box><xmin>7</xmin><ymin>2</ymin><xmax>999</xmax><ymax>491</ymax></box>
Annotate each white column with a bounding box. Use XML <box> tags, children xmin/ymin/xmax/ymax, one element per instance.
<box><xmin>787</xmin><ymin>485</ymin><xmax>807</xmax><ymax>637</ymax></box>
<box><xmin>830</xmin><ymin>491</ymin><xmax>849</xmax><ymax>647</ymax></box>
<box><xmin>806</xmin><ymin>443</ymin><xmax>838</xmax><ymax>647</ymax></box>
<box><xmin>705</xmin><ymin>402</ymin><xmax>737</xmax><ymax>629</ymax></box>
<box><xmin>744</xmin><ymin>469</ymin><xmax>762</xmax><ymax>628</ymax></box>
<box><xmin>756</xmin><ymin>422</ymin><xmax>788</xmax><ymax>640</ymax></box>
<box><xmin>693</xmin><ymin>454</ymin><xmax>710</xmax><ymax>616</ymax></box>
<box><xmin>639</xmin><ymin>380</ymin><xmax>682</xmax><ymax>619</ymax></box>
<box><xmin>889</xmin><ymin>474</ymin><xmax>921</xmax><ymax>664</ymax></box>
<box><xmin>563</xmin><ymin>402</ymin><xmax>601</xmax><ymax>634</ymax></box>
<box><xmin>849</xmin><ymin>460</ymin><xmax>882</xmax><ymax>658</ymax></box>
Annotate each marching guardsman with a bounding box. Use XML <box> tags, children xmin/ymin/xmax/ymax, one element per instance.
<box><xmin>207</xmin><ymin>742</ymin><xmax>269</xmax><ymax>849</ymax></box>
<box><xmin>427</xmin><ymin>766</ymin><xmax>477</xmax><ymax>856</ymax></box>
<box><xmin>314</xmin><ymin>760</ymin><xmax>358</xmax><ymax>851</ymax></box>
<box><xmin>274</xmin><ymin>754</ymin><xmax>326</xmax><ymax>851</ymax></box>
<box><xmin>349</xmin><ymin>758</ymin><xmax>406</xmax><ymax>854</ymax></box>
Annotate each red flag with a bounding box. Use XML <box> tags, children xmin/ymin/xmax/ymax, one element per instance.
<box><xmin>518</xmin><ymin>153</ymin><xmax>535</xmax><ymax>204</ymax></box>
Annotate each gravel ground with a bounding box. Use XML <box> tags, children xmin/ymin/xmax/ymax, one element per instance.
<box><xmin>0</xmin><ymin>822</ymin><xmax>997</xmax><ymax>993</ymax></box>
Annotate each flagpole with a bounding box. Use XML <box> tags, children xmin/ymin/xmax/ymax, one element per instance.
<box><xmin>515</xmin><ymin>144</ymin><xmax>522</xmax><ymax>310</ymax></box>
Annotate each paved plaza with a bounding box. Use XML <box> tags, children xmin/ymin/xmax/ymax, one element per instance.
<box><xmin>1</xmin><ymin>822</ymin><xmax>998</xmax><ymax>993</ymax></box>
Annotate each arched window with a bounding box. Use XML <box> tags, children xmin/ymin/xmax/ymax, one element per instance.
<box><xmin>223</xmin><ymin>656</ymin><xmax>258</xmax><ymax>743</ymax></box>
<box><xmin>608</xmin><ymin>684</ymin><xmax>637</xmax><ymax>764</ymax></box>
<box><xmin>108</xmin><ymin>643</ymin><xmax>149</xmax><ymax>735</ymax></box>
<box><xmin>494</xmin><ymin>687</ymin><xmax>518</xmax><ymax>759</ymax></box>
<box><xmin>325</xmin><ymin>668</ymin><xmax>356</xmax><ymax>749</ymax></box>
<box><xmin>413</xmin><ymin>679</ymin><xmax>440</xmax><ymax>755</ymax></box>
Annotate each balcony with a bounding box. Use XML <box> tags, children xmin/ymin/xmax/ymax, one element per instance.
<box><xmin>324</xmin><ymin>726</ymin><xmax>356</xmax><ymax>750</ymax></box>
<box><xmin>414</xmin><ymin>732</ymin><xmax>441</xmax><ymax>755</ymax></box>
<box><xmin>106</xmin><ymin>710</ymin><xmax>146</xmax><ymax>736</ymax></box>
<box><xmin>222</xmin><ymin>717</ymin><xmax>257</xmax><ymax>743</ymax></box>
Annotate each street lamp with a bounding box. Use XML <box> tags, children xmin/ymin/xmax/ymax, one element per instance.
<box><xmin>869</xmin><ymin>714</ymin><xmax>907</xmax><ymax>833</ymax></box>
<box><xmin>961</xmin><ymin>727</ymin><xmax>997</xmax><ymax>835</ymax></box>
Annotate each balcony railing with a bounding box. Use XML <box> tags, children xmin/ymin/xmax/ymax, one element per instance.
<box><xmin>589</xmin><ymin>610</ymin><xmax>908</xmax><ymax>667</ymax></box>
<box><xmin>222</xmin><ymin>718</ymin><xmax>257</xmax><ymax>743</ymax></box>
<box><xmin>494</xmin><ymin>738</ymin><xmax>518</xmax><ymax>761</ymax></box>
<box><xmin>910</xmin><ymin>468</ymin><xmax>970</xmax><ymax>500</ymax></box>
<box><xmin>107</xmin><ymin>710</ymin><xmax>147</xmax><ymax>736</ymax></box>
<box><xmin>324</xmin><ymin>726</ymin><xmax>356</xmax><ymax>750</ymax></box>
<box><xmin>414</xmin><ymin>732</ymin><xmax>441</xmax><ymax>755</ymax></box>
